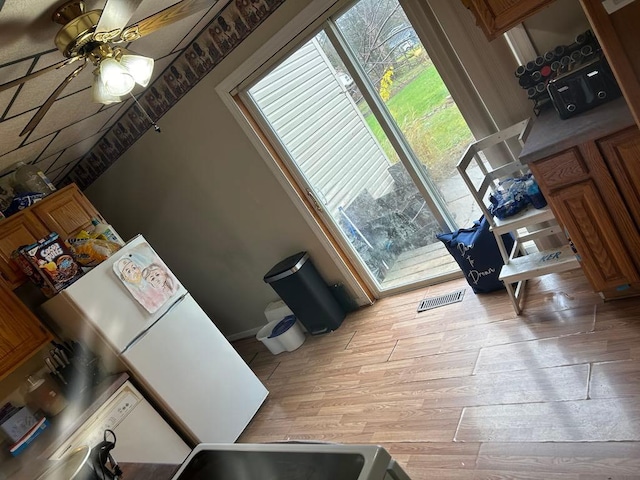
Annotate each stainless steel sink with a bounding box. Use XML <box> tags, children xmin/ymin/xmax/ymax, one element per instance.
<box><xmin>170</xmin><ymin>444</ymin><xmax>411</xmax><ymax>480</ymax></box>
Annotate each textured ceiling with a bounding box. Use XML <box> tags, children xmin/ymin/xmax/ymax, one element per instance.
<box><xmin>0</xmin><ymin>0</ymin><xmax>229</xmax><ymax>186</ymax></box>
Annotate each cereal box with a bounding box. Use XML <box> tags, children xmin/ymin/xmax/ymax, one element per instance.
<box><xmin>22</xmin><ymin>233</ymin><xmax>83</xmax><ymax>293</ymax></box>
<box><xmin>11</xmin><ymin>246</ymin><xmax>56</xmax><ymax>298</ymax></box>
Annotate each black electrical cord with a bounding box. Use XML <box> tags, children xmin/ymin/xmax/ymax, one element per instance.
<box><xmin>95</xmin><ymin>429</ymin><xmax>122</xmax><ymax>479</ymax></box>
<box><xmin>105</xmin><ymin>429</ymin><xmax>123</xmax><ymax>479</ymax></box>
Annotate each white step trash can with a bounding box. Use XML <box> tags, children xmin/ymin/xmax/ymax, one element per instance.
<box><xmin>256</xmin><ymin>301</ymin><xmax>306</xmax><ymax>355</ymax></box>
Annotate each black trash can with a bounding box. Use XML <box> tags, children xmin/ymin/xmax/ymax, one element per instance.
<box><xmin>264</xmin><ymin>252</ymin><xmax>345</xmax><ymax>335</ymax></box>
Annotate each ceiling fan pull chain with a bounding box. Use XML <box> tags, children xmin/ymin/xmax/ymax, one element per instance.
<box><xmin>129</xmin><ymin>92</ymin><xmax>161</xmax><ymax>133</ymax></box>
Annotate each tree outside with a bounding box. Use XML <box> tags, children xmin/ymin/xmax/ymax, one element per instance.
<box><xmin>324</xmin><ymin>0</ymin><xmax>474</xmax><ymax>184</ymax></box>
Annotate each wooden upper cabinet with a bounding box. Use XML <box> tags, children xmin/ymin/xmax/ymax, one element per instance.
<box><xmin>461</xmin><ymin>0</ymin><xmax>556</xmax><ymax>40</ymax></box>
<box><xmin>0</xmin><ymin>212</ymin><xmax>50</xmax><ymax>289</ymax></box>
<box><xmin>0</xmin><ymin>282</ymin><xmax>52</xmax><ymax>381</ymax></box>
<box><xmin>0</xmin><ymin>183</ymin><xmax>104</xmax><ymax>290</ymax></box>
<box><xmin>31</xmin><ymin>184</ymin><xmax>102</xmax><ymax>240</ymax></box>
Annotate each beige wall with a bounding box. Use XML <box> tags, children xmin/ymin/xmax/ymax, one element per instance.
<box><xmin>524</xmin><ymin>0</ymin><xmax>591</xmax><ymax>54</ymax></box>
<box><xmin>85</xmin><ymin>0</ymin><xmax>348</xmax><ymax>337</ymax></box>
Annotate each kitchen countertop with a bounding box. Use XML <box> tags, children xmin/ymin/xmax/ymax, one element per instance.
<box><xmin>120</xmin><ymin>462</ymin><xmax>179</xmax><ymax>479</ymax></box>
<box><xmin>519</xmin><ymin>97</ymin><xmax>636</xmax><ymax>164</ymax></box>
<box><xmin>0</xmin><ymin>372</ymin><xmax>129</xmax><ymax>480</ymax></box>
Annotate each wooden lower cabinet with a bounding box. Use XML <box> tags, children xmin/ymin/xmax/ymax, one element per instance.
<box><xmin>0</xmin><ymin>282</ymin><xmax>52</xmax><ymax>381</ymax></box>
<box><xmin>544</xmin><ymin>180</ymin><xmax>639</xmax><ymax>291</ymax></box>
<box><xmin>597</xmin><ymin>127</ymin><xmax>640</xmax><ymax>229</ymax></box>
<box><xmin>530</xmin><ymin>127</ymin><xmax>640</xmax><ymax>298</ymax></box>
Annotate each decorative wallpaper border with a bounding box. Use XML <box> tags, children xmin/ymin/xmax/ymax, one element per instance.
<box><xmin>61</xmin><ymin>0</ymin><xmax>285</xmax><ymax>189</ymax></box>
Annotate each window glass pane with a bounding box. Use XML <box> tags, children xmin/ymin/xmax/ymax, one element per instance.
<box><xmin>248</xmin><ymin>33</ymin><xmax>460</xmax><ymax>289</ymax></box>
<box><xmin>244</xmin><ymin>0</ymin><xmax>494</xmax><ymax>291</ymax></box>
<box><xmin>335</xmin><ymin>0</ymin><xmax>481</xmax><ymax>227</ymax></box>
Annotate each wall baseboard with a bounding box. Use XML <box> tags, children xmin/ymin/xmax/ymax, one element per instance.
<box><xmin>226</xmin><ymin>326</ymin><xmax>263</xmax><ymax>342</ymax></box>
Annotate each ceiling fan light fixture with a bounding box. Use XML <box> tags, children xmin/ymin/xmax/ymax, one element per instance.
<box><xmin>99</xmin><ymin>57</ymin><xmax>135</xmax><ymax>96</ymax></box>
<box><xmin>120</xmin><ymin>54</ymin><xmax>154</xmax><ymax>87</ymax></box>
<box><xmin>92</xmin><ymin>74</ymin><xmax>121</xmax><ymax>104</ymax></box>
<box><xmin>10</xmin><ymin>0</ymin><xmax>216</xmax><ymax>137</ymax></box>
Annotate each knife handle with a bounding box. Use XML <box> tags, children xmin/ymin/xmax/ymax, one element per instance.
<box><xmin>57</xmin><ymin>349</ymin><xmax>70</xmax><ymax>366</ymax></box>
<box><xmin>44</xmin><ymin>357</ymin><xmax>56</xmax><ymax>374</ymax></box>
<box><xmin>54</xmin><ymin>369</ymin><xmax>67</xmax><ymax>385</ymax></box>
<box><xmin>50</xmin><ymin>350</ymin><xmax>64</xmax><ymax>369</ymax></box>
<box><xmin>51</xmin><ymin>340</ymin><xmax>75</xmax><ymax>358</ymax></box>
<box><xmin>45</xmin><ymin>357</ymin><xmax>68</xmax><ymax>385</ymax></box>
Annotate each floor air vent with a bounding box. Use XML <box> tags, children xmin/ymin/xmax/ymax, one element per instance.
<box><xmin>417</xmin><ymin>289</ymin><xmax>465</xmax><ymax>312</ymax></box>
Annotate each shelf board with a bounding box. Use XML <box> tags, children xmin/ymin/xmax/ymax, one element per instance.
<box><xmin>499</xmin><ymin>244</ymin><xmax>581</xmax><ymax>284</ymax></box>
<box><xmin>492</xmin><ymin>205</ymin><xmax>557</xmax><ymax>234</ymax></box>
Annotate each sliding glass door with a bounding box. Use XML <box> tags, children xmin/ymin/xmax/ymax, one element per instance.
<box><xmin>243</xmin><ymin>0</ymin><xmax>480</xmax><ymax>293</ymax></box>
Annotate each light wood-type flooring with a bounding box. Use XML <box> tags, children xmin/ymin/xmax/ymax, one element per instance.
<box><xmin>233</xmin><ymin>270</ymin><xmax>640</xmax><ymax>479</ymax></box>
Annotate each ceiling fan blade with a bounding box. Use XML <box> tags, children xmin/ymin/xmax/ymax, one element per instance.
<box><xmin>120</xmin><ymin>0</ymin><xmax>215</xmax><ymax>41</ymax></box>
<box><xmin>0</xmin><ymin>57</ymin><xmax>79</xmax><ymax>93</ymax></box>
<box><xmin>94</xmin><ymin>0</ymin><xmax>144</xmax><ymax>42</ymax></box>
<box><xmin>20</xmin><ymin>62</ymin><xmax>87</xmax><ymax>137</ymax></box>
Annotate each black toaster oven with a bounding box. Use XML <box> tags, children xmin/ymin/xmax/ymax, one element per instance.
<box><xmin>547</xmin><ymin>53</ymin><xmax>621</xmax><ymax>119</ymax></box>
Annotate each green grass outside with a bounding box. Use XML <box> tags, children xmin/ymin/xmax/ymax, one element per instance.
<box><xmin>364</xmin><ymin>66</ymin><xmax>447</xmax><ymax>136</ymax></box>
<box><xmin>362</xmin><ymin>63</ymin><xmax>473</xmax><ymax>181</ymax></box>
<box><xmin>423</xmin><ymin>105</ymin><xmax>474</xmax><ymax>158</ymax></box>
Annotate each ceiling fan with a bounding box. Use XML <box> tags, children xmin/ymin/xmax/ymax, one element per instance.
<box><xmin>0</xmin><ymin>0</ymin><xmax>214</xmax><ymax>137</ymax></box>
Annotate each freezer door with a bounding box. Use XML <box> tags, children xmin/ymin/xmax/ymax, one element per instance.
<box><xmin>42</xmin><ymin>235</ymin><xmax>187</xmax><ymax>354</ymax></box>
<box><xmin>121</xmin><ymin>294</ymin><xmax>268</xmax><ymax>443</ymax></box>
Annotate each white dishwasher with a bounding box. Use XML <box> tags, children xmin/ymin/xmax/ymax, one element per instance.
<box><xmin>49</xmin><ymin>380</ymin><xmax>190</xmax><ymax>465</ymax></box>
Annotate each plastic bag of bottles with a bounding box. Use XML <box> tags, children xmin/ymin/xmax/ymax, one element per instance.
<box><xmin>489</xmin><ymin>174</ymin><xmax>546</xmax><ymax>219</ymax></box>
<box><xmin>2</xmin><ymin>192</ymin><xmax>45</xmax><ymax>217</ymax></box>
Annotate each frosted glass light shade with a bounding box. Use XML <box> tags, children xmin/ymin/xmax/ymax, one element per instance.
<box><xmin>92</xmin><ymin>74</ymin><xmax>121</xmax><ymax>104</ymax></box>
<box><xmin>100</xmin><ymin>57</ymin><xmax>135</xmax><ymax>96</ymax></box>
<box><xmin>120</xmin><ymin>54</ymin><xmax>154</xmax><ymax>87</ymax></box>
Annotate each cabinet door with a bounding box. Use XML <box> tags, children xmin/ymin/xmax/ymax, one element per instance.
<box><xmin>545</xmin><ymin>179</ymin><xmax>640</xmax><ymax>292</ymax></box>
<box><xmin>598</xmin><ymin>127</ymin><xmax>640</xmax><ymax>230</ymax></box>
<box><xmin>0</xmin><ymin>212</ymin><xmax>50</xmax><ymax>289</ymax></box>
<box><xmin>531</xmin><ymin>143</ymin><xmax>640</xmax><ymax>294</ymax></box>
<box><xmin>461</xmin><ymin>0</ymin><xmax>556</xmax><ymax>40</ymax></box>
<box><xmin>31</xmin><ymin>184</ymin><xmax>102</xmax><ymax>240</ymax></box>
<box><xmin>0</xmin><ymin>282</ymin><xmax>52</xmax><ymax>381</ymax></box>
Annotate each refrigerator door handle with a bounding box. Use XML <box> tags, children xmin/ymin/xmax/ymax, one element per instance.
<box><xmin>122</xmin><ymin>293</ymin><xmax>189</xmax><ymax>354</ymax></box>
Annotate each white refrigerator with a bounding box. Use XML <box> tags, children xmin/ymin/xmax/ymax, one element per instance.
<box><xmin>42</xmin><ymin>235</ymin><xmax>268</xmax><ymax>444</ymax></box>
